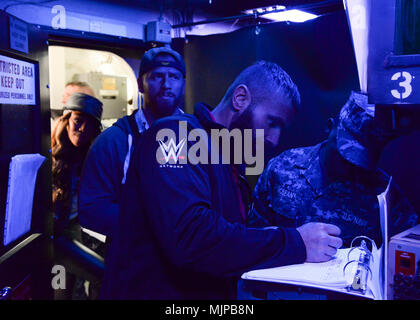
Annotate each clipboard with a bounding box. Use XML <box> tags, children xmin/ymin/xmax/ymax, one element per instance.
<box><xmin>241</xmin><ymin>177</ymin><xmax>392</xmax><ymax>300</ymax></box>
<box><xmin>3</xmin><ymin>153</ymin><xmax>46</xmax><ymax>246</ymax></box>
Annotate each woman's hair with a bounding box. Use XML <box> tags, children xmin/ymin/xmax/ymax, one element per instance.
<box><xmin>51</xmin><ymin>111</ymin><xmax>100</xmax><ymax>211</ymax></box>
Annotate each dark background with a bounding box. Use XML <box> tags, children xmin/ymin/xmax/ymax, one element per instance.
<box><xmin>178</xmin><ymin>10</ymin><xmax>420</xmax><ymax>217</ymax></box>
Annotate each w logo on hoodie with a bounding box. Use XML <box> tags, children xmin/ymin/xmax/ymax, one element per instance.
<box><xmin>155</xmin><ymin>120</ymin><xmax>265</xmax><ymax>175</ymax></box>
<box><xmin>158</xmin><ymin>138</ymin><xmax>187</xmax><ymax>164</ymax></box>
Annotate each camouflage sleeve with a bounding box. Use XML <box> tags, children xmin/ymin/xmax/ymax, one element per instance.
<box><xmin>247</xmin><ymin>159</ymin><xmax>276</xmax><ymax>227</ymax></box>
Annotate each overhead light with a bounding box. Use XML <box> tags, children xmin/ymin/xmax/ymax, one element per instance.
<box><xmin>263</xmin><ymin>9</ymin><xmax>318</xmax><ymax>23</ymax></box>
<box><xmin>244</xmin><ymin>6</ymin><xmax>318</xmax><ymax>23</ymax></box>
<box><xmin>244</xmin><ymin>6</ymin><xmax>286</xmax><ymax>15</ymax></box>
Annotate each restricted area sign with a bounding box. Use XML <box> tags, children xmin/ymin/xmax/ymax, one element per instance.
<box><xmin>0</xmin><ymin>53</ymin><xmax>36</xmax><ymax>105</ymax></box>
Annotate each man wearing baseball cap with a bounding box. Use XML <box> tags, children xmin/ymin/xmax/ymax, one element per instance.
<box><xmin>77</xmin><ymin>47</ymin><xmax>186</xmax><ymax>295</ymax></box>
<box><xmin>251</xmin><ymin>91</ymin><xmax>418</xmax><ymax>246</ymax></box>
<box><xmin>137</xmin><ymin>46</ymin><xmax>186</xmax><ymax>122</ymax></box>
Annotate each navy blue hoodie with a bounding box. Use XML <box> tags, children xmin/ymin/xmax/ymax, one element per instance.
<box><xmin>101</xmin><ymin>103</ymin><xmax>307</xmax><ymax>299</ymax></box>
<box><xmin>79</xmin><ymin>112</ymin><xmax>141</xmax><ymax>238</ymax></box>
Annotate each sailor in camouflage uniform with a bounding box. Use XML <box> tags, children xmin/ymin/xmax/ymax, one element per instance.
<box><xmin>250</xmin><ymin>91</ymin><xmax>418</xmax><ymax>247</ymax></box>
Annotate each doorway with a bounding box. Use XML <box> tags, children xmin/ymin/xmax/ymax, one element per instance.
<box><xmin>48</xmin><ymin>45</ymin><xmax>139</xmax><ymax>130</ymax></box>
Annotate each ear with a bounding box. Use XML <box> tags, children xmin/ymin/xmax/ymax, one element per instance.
<box><xmin>326</xmin><ymin>117</ymin><xmax>335</xmax><ymax>134</ymax></box>
<box><xmin>138</xmin><ymin>76</ymin><xmax>145</xmax><ymax>94</ymax></box>
<box><xmin>231</xmin><ymin>84</ymin><xmax>251</xmax><ymax>112</ymax></box>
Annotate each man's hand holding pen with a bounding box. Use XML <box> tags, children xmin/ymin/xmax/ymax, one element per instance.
<box><xmin>297</xmin><ymin>222</ymin><xmax>343</xmax><ymax>263</ymax></box>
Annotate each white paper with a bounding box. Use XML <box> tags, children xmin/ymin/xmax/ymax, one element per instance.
<box><xmin>377</xmin><ymin>176</ymin><xmax>392</xmax><ymax>300</ymax></box>
<box><xmin>240</xmin><ymin>177</ymin><xmax>392</xmax><ymax>300</ymax></box>
<box><xmin>243</xmin><ymin>248</ymin><xmax>356</xmax><ymax>287</ymax></box>
<box><xmin>369</xmin><ymin>243</ymin><xmax>383</xmax><ymax>300</ymax></box>
<box><xmin>81</xmin><ymin>227</ymin><xmax>107</xmax><ymax>243</ymax></box>
<box><xmin>241</xmin><ymin>246</ymin><xmax>379</xmax><ymax>299</ymax></box>
<box><xmin>3</xmin><ymin>153</ymin><xmax>46</xmax><ymax>246</ymax></box>
<box><xmin>343</xmin><ymin>0</ymin><xmax>371</xmax><ymax>93</ymax></box>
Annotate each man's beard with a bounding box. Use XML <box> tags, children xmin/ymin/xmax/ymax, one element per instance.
<box><xmin>147</xmin><ymin>93</ymin><xmax>182</xmax><ymax>118</ymax></box>
<box><xmin>230</xmin><ymin>106</ymin><xmax>279</xmax><ymax>162</ymax></box>
<box><xmin>230</xmin><ymin>104</ymin><xmax>253</xmax><ymax>131</ymax></box>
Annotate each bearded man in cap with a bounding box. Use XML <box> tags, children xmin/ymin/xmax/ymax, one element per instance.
<box><xmin>78</xmin><ymin>47</ymin><xmax>185</xmax><ymax>240</ymax></box>
<box><xmin>250</xmin><ymin>91</ymin><xmax>418</xmax><ymax>246</ymax></box>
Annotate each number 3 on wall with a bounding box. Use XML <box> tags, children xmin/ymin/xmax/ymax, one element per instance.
<box><xmin>391</xmin><ymin>71</ymin><xmax>413</xmax><ymax>100</ymax></box>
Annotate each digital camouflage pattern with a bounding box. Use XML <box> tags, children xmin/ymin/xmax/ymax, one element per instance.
<box><xmin>249</xmin><ymin>91</ymin><xmax>418</xmax><ymax>246</ymax></box>
<box><xmin>336</xmin><ymin>91</ymin><xmax>395</xmax><ymax>170</ymax></box>
<box><xmin>249</xmin><ymin>143</ymin><xmax>418</xmax><ymax>247</ymax></box>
